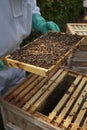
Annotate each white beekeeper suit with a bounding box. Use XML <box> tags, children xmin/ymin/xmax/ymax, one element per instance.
<box><xmin>0</xmin><ymin>0</ymin><xmax>60</xmax><ymax>95</ymax></box>
<box><xmin>0</xmin><ymin>0</ymin><xmax>40</xmax><ymax>95</ymax></box>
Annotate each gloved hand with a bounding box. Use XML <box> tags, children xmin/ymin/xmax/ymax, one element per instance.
<box><xmin>32</xmin><ymin>13</ymin><xmax>60</xmax><ymax>34</ymax></box>
<box><xmin>0</xmin><ymin>60</ymin><xmax>4</xmax><ymax>70</ymax></box>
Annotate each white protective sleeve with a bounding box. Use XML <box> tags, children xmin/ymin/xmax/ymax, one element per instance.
<box><xmin>0</xmin><ymin>0</ymin><xmax>41</xmax><ymax>94</ymax></box>
<box><xmin>0</xmin><ymin>0</ymin><xmax>40</xmax><ymax>57</ymax></box>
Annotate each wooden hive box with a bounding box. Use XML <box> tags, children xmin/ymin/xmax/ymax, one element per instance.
<box><xmin>66</xmin><ymin>23</ymin><xmax>87</xmax><ymax>35</ymax></box>
<box><xmin>68</xmin><ymin>38</ymin><xmax>87</xmax><ymax>75</ymax></box>
<box><xmin>66</xmin><ymin>24</ymin><xmax>87</xmax><ymax>75</ymax></box>
<box><xmin>2</xmin><ymin>32</ymin><xmax>84</xmax><ymax>77</ymax></box>
<box><xmin>0</xmin><ymin>67</ymin><xmax>87</xmax><ymax>130</ymax></box>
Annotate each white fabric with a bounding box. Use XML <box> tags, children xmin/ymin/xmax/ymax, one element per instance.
<box><xmin>10</xmin><ymin>0</ymin><xmax>23</xmax><ymax>18</ymax></box>
<box><xmin>83</xmin><ymin>0</ymin><xmax>87</xmax><ymax>7</ymax></box>
<box><xmin>0</xmin><ymin>0</ymin><xmax>40</xmax><ymax>95</ymax></box>
<box><xmin>0</xmin><ymin>66</ymin><xmax>25</xmax><ymax>95</ymax></box>
<box><xmin>0</xmin><ymin>0</ymin><xmax>40</xmax><ymax>57</ymax></box>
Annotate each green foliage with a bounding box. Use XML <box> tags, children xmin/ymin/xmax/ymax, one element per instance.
<box><xmin>37</xmin><ymin>0</ymin><xmax>83</xmax><ymax>31</ymax></box>
<box><xmin>22</xmin><ymin>0</ymin><xmax>83</xmax><ymax>46</ymax></box>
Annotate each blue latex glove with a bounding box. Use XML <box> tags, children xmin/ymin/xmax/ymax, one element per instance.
<box><xmin>32</xmin><ymin>13</ymin><xmax>60</xmax><ymax>34</ymax></box>
<box><xmin>0</xmin><ymin>60</ymin><xmax>4</xmax><ymax>70</ymax></box>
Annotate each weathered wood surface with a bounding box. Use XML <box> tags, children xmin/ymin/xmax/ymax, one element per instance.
<box><xmin>67</xmin><ymin>23</ymin><xmax>87</xmax><ymax>35</ymax></box>
<box><xmin>2</xmin><ymin>34</ymin><xmax>84</xmax><ymax>77</ymax></box>
<box><xmin>0</xmin><ymin>68</ymin><xmax>87</xmax><ymax>130</ymax></box>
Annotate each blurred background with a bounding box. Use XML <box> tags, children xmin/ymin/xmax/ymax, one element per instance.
<box><xmin>22</xmin><ymin>0</ymin><xmax>84</xmax><ymax>46</ymax></box>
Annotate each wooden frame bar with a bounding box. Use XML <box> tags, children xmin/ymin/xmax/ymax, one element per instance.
<box><xmin>66</xmin><ymin>23</ymin><xmax>87</xmax><ymax>35</ymax></box>
<box><xmin>0</xmin><ymin>68</ymin><xmax>87</xmax><ymax>130</ymax></box>
<box><xmin>2</xmin><ymin>37</ymin><xmax>85</xmax><ymax>77</ymax></box>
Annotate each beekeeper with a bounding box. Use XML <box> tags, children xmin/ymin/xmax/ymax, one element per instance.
<box><xmin>0</xmin><ymin>0</ymin><xmax>60</xmax><ymax>95</ymax></box>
